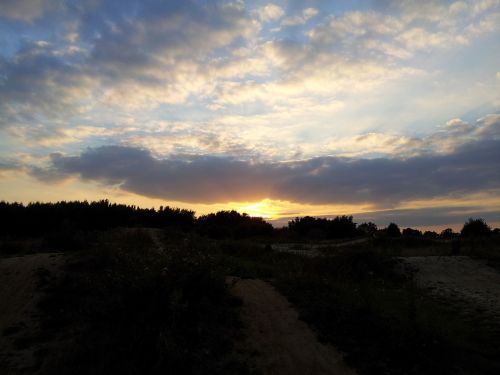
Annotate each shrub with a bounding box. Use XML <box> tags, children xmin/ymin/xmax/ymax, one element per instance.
<box><xmin>386</xmin><ymin>223</ymin><xmax>401</xmax><ymax>237</ymax></box>
<box><xmin>460</xmin><ymin>218</ymin><xmax>491</xmax><ymax>237</ymax></box>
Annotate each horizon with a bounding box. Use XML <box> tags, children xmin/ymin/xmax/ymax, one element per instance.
<box><xmin>2</xmin><ymin>198</ymin><xmax>496</xmax><ymax>233</ymax></box>
<box><xmin>1</xmin><ymin>0</ymin><xmax>499</xmax><ymax>228</ymax></box>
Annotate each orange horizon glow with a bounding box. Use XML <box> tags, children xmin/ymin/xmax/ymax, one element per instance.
<box><xmin>1</xmin><ymin>171</ymin><xmax>498</xmax><ymax>232</ymax></box>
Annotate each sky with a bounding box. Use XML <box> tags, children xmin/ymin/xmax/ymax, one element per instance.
<box><xmin>0</xmin><ymin>0</ymin><xmax>499</xmax><ymax>230</ymax></box>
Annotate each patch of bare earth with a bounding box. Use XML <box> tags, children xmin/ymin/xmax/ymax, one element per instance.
<box><xmin>228</xmin><ymin>277</ymin><xmax>356</xmax><ymax>375</ymax></box>
<box><xmin>402</xmin><ymin>256</ymin><xmax>500</xmax><ymax>320</ymax></box>
<box><xmin>0</xmin><ymin>253</ymin><xmax>64</xmax><ymax>374</ymax></box>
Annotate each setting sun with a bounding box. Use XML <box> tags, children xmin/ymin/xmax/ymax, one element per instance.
<box><xmin>1</xmin><ymin>1</ymin><xmax>500</xmax><ymax>374</ymax></box>
<box><xmin>238</xmin><ymin>199</ymin><xmax>282</xmax><ymax>219</ymax></box>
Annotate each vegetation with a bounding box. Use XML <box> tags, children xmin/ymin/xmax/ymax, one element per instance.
<box><xmin>287</xmin><ymin>215</ymin><xmax>358</xmax><ymax>239</ymax></box>
<box><xmin>1</xmin><ymin>200</ymin><xmax>499</xmax><ymax>374</ymax></box>
<box><xmin>385</xmin><ymin>222</ymin><xmax>402</xmax><ymax>237</ymax></box>
<box><xmin>402</xmin><ymin>227</ymin><xmax>422</xmax><ymax>237</ymax></box>
<box><xmin>216</xmin><ymin>238</ymin><xmax>500</xmax><ymax>375</ymax></box>
<box><xmin>0</xmin><ymin>200</ymin><xmax>195</xmax><ymax>237</ymax></box>
<box><xmin>358</xmin><ymin>222</ymin><xmax>378</xmax><ymax>236</ymax></box>
<box><xmin>197</xmin><ymin>210</ymin><xmax>273</xmax><ymax>239</ymax></box>
<box><xmin>461</xmin><ymin>218</ymin><xmax>492</xmax><ymax>237</ymax></box>
<box><xmin>36</xmin><ymin>229</ymin><xmax>249</xmax><ymax>375</ymax></box>
<box><xmin>2</xmin><ymin>201</ymin><xmax>495</xmax><ymax>245</ymax></box>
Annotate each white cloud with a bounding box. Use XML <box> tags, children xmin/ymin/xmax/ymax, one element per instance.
<box><xmin>256</xmin><ymin>3</ymin><xmax>284</xmax><ymax>22</ymax></box>
<box><xmin>303</xmin><ymin>8</ymin><xmax>319</xmax><ymax>19</ymax></box>
<box><xmin>1</xmin><ymin>0</ymin><xmax>499</xmax><ymax>175</ymax></box>
<box><xmin>281</xmin><ymin>7</ymin><xmax>318</xmax><ymax>26</ymax></box>
<box><xmin>397</xmin><ymin>27</ymin><xmax>468</xmax><ymax>51</ymax></box>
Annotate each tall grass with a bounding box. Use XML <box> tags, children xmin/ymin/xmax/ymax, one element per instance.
<box><xmin>214</xmin><ymin>240</ymin><xmax>500</xmax><ymax>374</ymax></box>
<box><xmin>37</xmin><ymin>229</ymin><xmax>249</xmax><ymax>375</ymax></box>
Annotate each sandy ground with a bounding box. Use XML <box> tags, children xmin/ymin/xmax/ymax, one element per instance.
<box><xmin>274</xmin><ymin>238</ymin><xmax>369</xmax><ymax>257</ymax></box>
<box><xmin>229</xmin><ymin>278</ymin><xmax>356</xmax><ymax>375</ymax></box>
<box><xmin>0</xmin><ymin>253</ymin><xmax>63</xmax><ymax>374</ymax></box>
<box><xmin>401</xmin><ymin>256</ymin><xmax>500</xmax><ymax>319</ymax></box>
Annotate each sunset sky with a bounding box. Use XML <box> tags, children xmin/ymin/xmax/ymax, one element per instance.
<box><xmin>1</xmin><ymin>0</ymin><xmax>499</xmax><ymax>229</ymax></box>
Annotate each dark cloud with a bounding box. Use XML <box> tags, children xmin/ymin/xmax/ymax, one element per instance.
<box><xmin>33</xmin><ymin>137</ymin><xmax>500</xmax><ymax>205</ymax></box>
<box><xmin>0</xmin><ymin>0</ymin><xmax>62</xmax><ymax>22</ymax></box>
<box><xmin>0</xmin><ymin>40</ymin><xmax>92</xmax><ymax>127</ymax></box>
<box><xmin>0</xmin><ymin>0</ymin><xmax>257</xmax><ymax>126</ymax></box>
<box><xmin>270</xmin><ymin>205</ymin><xmax>500</xmax><ymax>229</ymax></box>
<box><xmin>70</xmin><ymin>0</ymin><xmax>256</xmax><ymax>83</ymax></box>
<box><xmin>0</xmin><ymin>158</ymin><xmax>22</xmax><ymax>172</ymax></box>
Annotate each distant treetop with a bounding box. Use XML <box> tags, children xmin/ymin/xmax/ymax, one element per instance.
<box><xmin>460</xmin><ymin>218</ymin><xmax>491</xmax><ymax>237</ymax></box>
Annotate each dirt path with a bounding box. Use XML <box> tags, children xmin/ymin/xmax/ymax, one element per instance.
<box><xmin>0</xmin><ymin>253</ymin><xmax>64</xmax><ymax>374</ymax></box>
<box><xmin>274</xmin><ymin>238</ymin><xmax>369</xmax><ymax>257</ymax></box>
<box><xmin>401</xmin><ymin>256</ymin><xmax>500</xmax><ymax>319</ymax></box>
<box><xmin>229</xmin><ymin>278</ymin><xmax>356</xmax><ymax>375</ymax></box>
<box><xmin>146</xmin><ymin>228</ymin><xmax>166</xmax><ymax>253</ymax></box>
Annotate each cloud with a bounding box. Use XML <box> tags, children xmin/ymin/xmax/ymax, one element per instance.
<box><xmin>32</xmin><ymin>132</ymin><xmax>500</xmax><ymax>206</ymax></box>
<box><xmin>0</xmin><ymin>0</ymin><xmax>60</xmax><ymax>22</ymax></box>
<box><xmin>1</xmin><ymin>0</ymin><xmax>499</xmax><ymax>192</ymax></box>
<box><xmin>6</xmin><ymin>124</ymin><xmax>138</xmax><ymax>146</ymax></box>
<box><xmin>0</xmin><ymin>40</ymin><xmax>95</xmax><ymax>127</ymax></box>
<box><xmin>0</xmin><ymin>158</ymin><xmax>22</xmax><ymax>172</ymax></box>
<box><xmin>256</xmin><ymin>3</ymin><xmax>284</xmax><ymax>22</ymax></box>
<box><xmin>353</xmin><ymin>205</ymin><xmax>500</xmax><ymax>228</ymax></box>
<box><xmin>307</xmin><ymin>11</ymin><xmax>404</xmax><ymax>44</ymax></box>
<box><xmin>0</xmin><ymin>0</ymin><xmax>262</xmax><ymax>126</ymax></box>
<box><xmin>307</xmin><ymin>2</ymin><xmax>499</xmax><ymax>60</ymax></box>
<box><xmin>281</xmin><ymin>7</ymin><xmax>318</xmax><ymax>26</ymax></box>
<box><xmin>321</xmin><ymin>114</ymin><xmax>500</xmax><ymax>158</ymax></box>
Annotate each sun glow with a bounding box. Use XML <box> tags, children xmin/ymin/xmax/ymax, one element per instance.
<box><xmin>237</xmin><ymin>199</ymin><xmax>282</xmax><ymax>219</ymax></box>
<box><xmin>235</xmin><ymin>199</ymin><xmax>375</xmax><ymax>224</ymax></box>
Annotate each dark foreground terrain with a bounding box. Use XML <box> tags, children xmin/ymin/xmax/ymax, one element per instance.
<box><xmin>1</xmin><ymin>226</ymin><xmax>500</xmax><ymax>374</ymax></box>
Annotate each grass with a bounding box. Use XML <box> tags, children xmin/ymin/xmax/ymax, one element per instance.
<box><xmin>212</xmin><ymin>238</ymin><xmax>500</xmax><ymax>374</ymax></box>
<box><xmin>461</xmin><ymin>236</ymin><xmax>500</xmax><ymax>270</ymax></box>
<box><xmin>35</xmin><ymin>229</ymin><xmax>250</xmax><ymax>375</ymax></box>
<box><xmin>5</xmin><ymin>231</ymin><xmax>500</xmax><ymax>374</ymax></box>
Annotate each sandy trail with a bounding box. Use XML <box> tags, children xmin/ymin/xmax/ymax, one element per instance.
<box><xmin>402</xmin><ymin>256</ymin><xmax>500</xmax><ymax>319</ymax></box>
<box><xmin>229</xmin><ymin>278</ymin><xmax>355</xmax><ymax>375</ymax></box>
<box><xmin>0</xmin><ymin>253</ymin><xmax>63</xmax><ymax>374</ymax></box>
<box><xmin>274</xmin><ymin>238</ymin><xmax>369</xmax><ymax>257</ymax></box>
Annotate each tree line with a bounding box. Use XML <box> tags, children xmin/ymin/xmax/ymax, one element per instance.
<box><xmin>0</xmin><ymin>200</ymin><xmax>496</xmax><ymax>240</ymax></box>
<box><xmin>0</xmin><ymin>200</ymin><xmax>271</xmax><ymax>239</ymax></box>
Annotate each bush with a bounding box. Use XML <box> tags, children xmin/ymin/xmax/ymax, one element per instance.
<box><xmin>386</xmin><ymin>223</ymin><xmax>401</xmax><ymax>237</ymax></box>
<box><xmin>461</xmin><ymin>218</ymin><xmax>491</xmax><ymax>237</ymax></box>
<box><xmin>38</xmin><ymin>230</ymin><xmax>246</xmax><ymax>375</ymax></box>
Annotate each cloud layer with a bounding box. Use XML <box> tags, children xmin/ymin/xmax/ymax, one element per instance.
<box><xmin>1</xmin><ymin>0</ymin><xmax>499</xmax><ymax>225</ymax></box>
<box><xmin>33</xmin><ymin>134</ymin><xmax>500</xmax><ymax>206</ymax></box>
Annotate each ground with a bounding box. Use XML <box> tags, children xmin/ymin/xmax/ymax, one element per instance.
<box><xmin>229</xmin><ymin>277</ymin><xmax>356</xmax><ymax>375</ymax></box>
<box><xmin>2</xmin><ymin>236</ymin><xmax>500</xmax><ymax>374</ymax></box>
<box><xmin>0</xmin><ymin>253</ymin><xmax>63</xmax><ymax>374</ymax></box>
<box><xmin>402</xmin><ymin>255</ymin><xmax>500</xmax><ymax>321</ymax></box>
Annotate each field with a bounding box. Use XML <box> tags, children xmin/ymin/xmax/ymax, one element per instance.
<box><xmin>1</xmin><ymin>228</ymin><xmax>500</xmax><ymax>374</ymax></box>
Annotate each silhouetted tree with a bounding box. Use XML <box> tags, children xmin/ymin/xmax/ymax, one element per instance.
<box><xmin>196</xmin><ymin>210</ymin><xmax>273</xmax><ymax>239</ymax></box>
<box><xmin>0</xmin><ymin>200</ymin><xmax>195</xmax><ymax>237</ymax></box>
<box><xmin>460</xmin><ymin>218</ymin><xmax>491</xmax><ymax>237</ymax></box>
<box><xmin>402</xmin><ymin>228</ymin><xmax>422</xmax><ymax>237</ymax></box>
<box><xmin>358</xmin><ymin>222</ymin><xmax>377</xmax><ymax>236</ymax></box>
<box><xmin>440</xmin><ymin>228</ymin><xmax>457</xmax><ymax>239</ymax></box>
<box><xmin>386</xmin><ymin>222</ymin><xmax>401</xmax><ymax>237</ymax></box>
<box><xmin>288</xmin><ymin>215</ymin><xmax>357</xmax><ymax>239</ymax></box>
<box><xmin>423</xmin><ymin>230</ymin><xmax>438</xmax><ymax>239</ymax></box>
